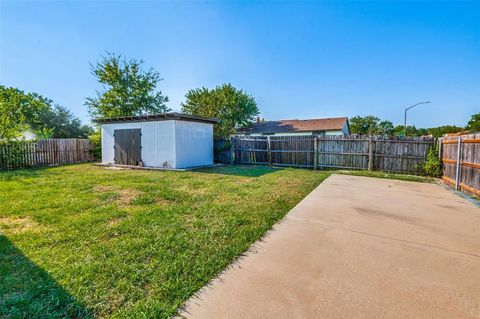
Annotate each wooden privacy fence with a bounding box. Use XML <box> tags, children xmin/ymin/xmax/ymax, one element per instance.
<box><xmin>227</xmin><ymin>135</ymin><xmax>435</xmax><ymax>174</ymax></box>
<box><xmin>0</xmin><ymin>139</ymin><xmax>95</xmax><ymax>170</ymax></box>
<box><xmin>441</xmin><ymin>133</ymin><xmax>480</xmax><ymax>197</ymax></box>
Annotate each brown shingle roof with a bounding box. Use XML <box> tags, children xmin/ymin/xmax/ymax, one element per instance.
<box><xmin>243</xmin><ymin>117</ymin><xmax>348</xmax><ymax>134</ymax></box>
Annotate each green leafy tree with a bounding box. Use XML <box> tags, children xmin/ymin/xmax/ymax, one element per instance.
<box><xmin>467</xmin><ymin>113</ymin><xmax>480</xmax><ymax>132</ymax></box>
<box><xmin>41</xmin><ymin>105</ymin><xmax>93</xmax><ymax>138</ymax></box>
<box><xmin>0</xmin><ymin>86</ymin><xmax>29</xmax><ymax>140</ymax></box>
<box><xmin>377</xmin><ymin>120</ymin><xmax>394</xmax><ymax>135</ymax></box>
<box><xmin>0</xmin><ymin>86</ymin><xmax>52</xmax><ymax>140</ymax></box>
<box><xmin>349</xmin><ymin>116</ymin><xmax>394</xmax><ymax>135</ymax></box>
<box><xmin>416</xmin><ymin>127</ymin><xmax>428</xmax><ymax>136</ymax></box>
<box><xmin>86</xmin><ymin>53</ymin><xmax>170</xmax><ymax>119</ymax></box>
<box><xmin>0</xmin><ymin>85</ymin><xmax>92</xmax><ymax>140</ymax></box>
<box><xmin>392</xmin><ymin>125</ymin><xmax>426</xmax><ymax>137</ymax></box>
<box><xmin>427</xmin><ymin>125</ymin><xmax>463</xmax><ymax>137</ymax></box>
<box><xmin>349</xmin><ymin>116</ymin><xmax>380</xmax><ymax>134</ymax></box>
<box><xmin>22</xmin><ymin>93</ymin><xmax>55</xmax><ymax>134</ymax></box>
<box><xmin>181</xmin><ymin>83</ymin><xmax>259</xmax><ymax>137</ymax></box>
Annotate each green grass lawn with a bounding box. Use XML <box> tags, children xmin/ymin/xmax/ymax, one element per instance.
<box><xmin>0</xmin><ymin>164</ymin><xmax>330</xmax><ymax>318</ymax></box>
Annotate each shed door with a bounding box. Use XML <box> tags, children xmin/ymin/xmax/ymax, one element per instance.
<box><xmin>114</xmin><ymin>129</ymin><xmax>142</xmax><ymax>165</ymax></box>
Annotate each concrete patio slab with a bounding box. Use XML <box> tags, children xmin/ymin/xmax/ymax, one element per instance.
<box><xmin>180</xmin><ymin>174</ymin><xmax>480</xmax><ymax>319</ymax></box>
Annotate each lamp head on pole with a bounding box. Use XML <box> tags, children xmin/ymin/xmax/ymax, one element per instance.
<box><xmin>405</xmin><ymin>101</ymin><xmax>431</xmax><ymax>111</ymax></box>
<box><xmin>404</xmin><ymin>101</ymin><xmax>431</xmax><ymax>137</ymax></box>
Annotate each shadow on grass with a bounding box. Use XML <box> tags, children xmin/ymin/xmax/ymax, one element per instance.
<box><xmin>0</xmin><ymin>167</ymin><xmax>49</xmax><ymax>181</ymax></box>
<box><xmin>196</xmin><ymin>164</ymin><xmax>282</xmax><ymax>177</ymax></box>
<box><xmin>0</xmin><ymin>163</ymin><xmax>95</xmax><ymax>181</ymax></box>
<box><xmin>0</xmin><ymin>235</ymin><xmax>91</xmax><ymax>318</ymax></box>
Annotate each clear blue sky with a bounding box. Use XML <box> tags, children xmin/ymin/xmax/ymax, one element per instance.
<box><xmin>1</xmin><ymin>1</ymin><xmax>479</xmax><ymax>128</ymax></box>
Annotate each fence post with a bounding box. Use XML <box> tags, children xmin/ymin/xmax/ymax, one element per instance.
<box><xmin>438</xmin><ymin>138</ymin><xmax>442</xmax><ymax>160</ymax></box>
<box><xmin>455</xmin><ymin>136</ymin><xmax>462</xmax><ymax>191</ymax></box>
<box><xmin>230</xmin><ymin>137</ymin><xmax>235</xmax><ymax>165</ymax></box>
<box><xmin>267</xmin><ymin>136</ymin><xmax>272</xmax><ymax>166</ymax></box>
<box><xmin>368</xmin><ymin>138</ymin><xmax>374</xmax><ymax>171</ymax></box>
<box><xmin>313</xmin><ymin>136</ymin><xmax>318</xmax><ymax>170</ymax></box>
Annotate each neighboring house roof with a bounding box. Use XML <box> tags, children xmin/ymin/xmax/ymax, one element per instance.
<box><xmin>94</xmin><ymin>112</ymin><xmax>218</xmax><ymax>125</ymax></box>
<box><xmin>242</xmin><ymin>117</ymin><xmax>349</xmax><ymax>134</ymax></box>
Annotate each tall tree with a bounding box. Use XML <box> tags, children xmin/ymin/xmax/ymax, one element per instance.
<box><xmin>0</xmin><ymin>86</ymin><xmax>29</xmax><ymax>140</ymax></box>
<box><xmin>40</xmin><ymin>105</ymin><xmax>93</xmax><ymax>138</ymax></box>
<box><xmin>181</xmin><ymin>83</ymin><xmax>259</xmax><ymax>137</ymax></box>
<box><xmin>349</xmin><ymin>115</ymin><xmax>381</xmax><ymax>134</ymax></box>
<box><xmin>0</xmin><ymin>86</ymin><xmax>51</xmax><ymax>140</ymax></box>
<box><xmin>427</xmin><ymin>125</ymin><xmax>463</xmax><ymax>137</ymax></box>
<box><xmin>0</xmin><ymin>85</ymin><xmax>92</xmax><ymax>140</ymax></box>
<box><xmin>377</xmin><ymin>120</ymin><xmax>394</xmax><ymax>135</ymax></box>
<box><xmin>86</xmin><ymin>53</ymin><xmax>170</xmax><ymax>119</ymax></box>
<box><xmin>392</xmin><ymin>125</ymin><xmax>427</xmax><ymax>137</ymax></box>
<box><xmin>467</xmin><ymin>113</ymin><xmax>480</xmax><ymax>132</ymax></box>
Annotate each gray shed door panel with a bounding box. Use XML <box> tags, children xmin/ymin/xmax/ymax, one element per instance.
<box><xmin>114</xmin><ymin>129</ymin><xmax>142</xmax><ymax>165</ymax></box>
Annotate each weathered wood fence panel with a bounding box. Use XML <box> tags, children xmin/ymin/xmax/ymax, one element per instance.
<box><xmin>227</xmin><ymin>135</ymin><xmax>435</xmax><ymax>175</ymax></box>
<box><xmin>317</xmin><ymin>136</ymin><xmax>369</xmax><ymax>170</ymax></box>
<box><xmin>442</xmin><ymin>133</ymin><xmax>480</xmax><ymax>197</ymax></box>
<box><xmin>270</xmin><ymin>136</ymin><xmax>314</xmax><ymax>168</ymax></box>
<box><xmin>0</xmin><ymin>139</ymin><xmax>95</xmax><ymax>171</ymax></box>
<box><xmin>373</xmin><ymin>138</ymin><xmax>433</xmax><ymax>174</ymax></box>
<box><xmin>233</xmin><ymin>137</ymin><xmax>269</xmax><ymax>165</ymax></box>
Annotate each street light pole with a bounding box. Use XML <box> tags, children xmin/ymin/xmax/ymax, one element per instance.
<box><xmin>404</xmin><ymin>101</ymin><xmax>431</xmax><ymax>136</ymax></box>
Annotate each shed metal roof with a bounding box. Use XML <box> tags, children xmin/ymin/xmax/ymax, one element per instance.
<box><xmin>94</xmin><ymin>112</ymin><xmax>218</xmax><ymax>125</ymax></box>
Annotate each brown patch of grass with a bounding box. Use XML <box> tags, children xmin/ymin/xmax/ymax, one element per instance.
<box><xmin>156</xmin><ymin>198</ymin><xmax>174</xmax><ymax>206</ymax></box>
<box><xmin>94</xmin><ymin>185</ymin><xmax>141</xmax><ymax>206</ymax></box>
<box><xmin>107</xmin><ymin>216</ymin><xmax>127</xmax><ymax>227</ymax></box>
<box><xmin>176</xmin><ymin>184</ymin><xmax>208</xmax><ymax>196</ymax></box>
<box><xmin>115</xmin><ymin>189</ymin><xmax>140</xmax><ymax>206</ymax></box>
<box><xmin>184</xmin><ymin>214</ymin><xmax>198</xmax><ymax>225</ymax></box>
<box><xmin>94</xmin><ymin>185</ymin><xmax>115</xmax><ymax>192</ymax></box>
<box><xmin>0</xmin><ymin>216</ymin><xmax>41</xmax><ymax>234</ymax></box>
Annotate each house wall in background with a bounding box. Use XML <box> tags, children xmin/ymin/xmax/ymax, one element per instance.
<box><xmin>248</xmin><ymin>130</ymin><xmax>344</xmax><ymax>137</ymax></box>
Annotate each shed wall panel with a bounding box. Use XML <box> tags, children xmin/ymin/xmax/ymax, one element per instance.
<box><xmin>101</xmin><ymin>121</ymin><xmax>176</xmax><ymax>168</ymax></box>
<box><xmin>174</xmin><ymin>121</ymin><xmax>213</xmax><ymax>168</ymax></box>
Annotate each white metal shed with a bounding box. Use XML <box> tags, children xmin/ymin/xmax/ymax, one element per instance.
<box><xmin>96</xmin><ymin>113</ymin><xmax>217</xmax><ymax>169</ymax></box>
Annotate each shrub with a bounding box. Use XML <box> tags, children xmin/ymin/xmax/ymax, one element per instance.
<box><xmin>423</xmin><ymin>144</ymin><xmax>442</xmax><ymax>177</ymax></box>
<box><xmin>0</xmin><ymin>140</ymin><xmax>37</xmax><ymax>169</ymax></box>
<box><xmin>88</xmin><ymin>129</ymin><xmax>101</xmax><ymax>160</ymax></box>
